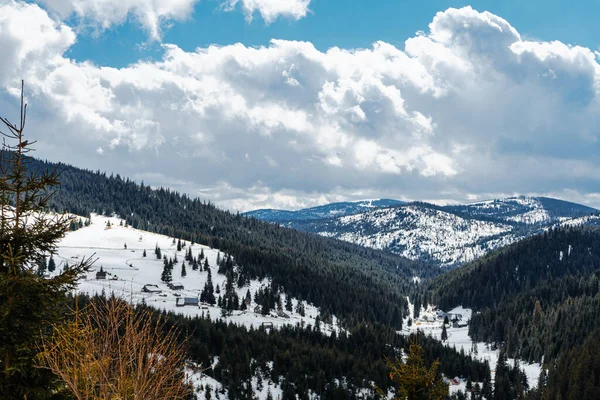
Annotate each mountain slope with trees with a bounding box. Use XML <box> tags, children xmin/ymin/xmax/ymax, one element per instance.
<box><xmin>28</xmin><ymin>157</ymin><xmax>440</xmax><ymax>329</ymax></box>
<box><xmin>429</xmin><ymin>226</ymin><xmax>600</xmax><ymax>364</ymax></box>
<box><xmin>247</xmin><ymin>197</ymin><xmax>599</xmax><ymax>266</ymax></box>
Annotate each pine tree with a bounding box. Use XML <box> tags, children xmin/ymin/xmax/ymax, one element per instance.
<box><xmin>177</xmin><ymin>239</ymin><xmax>182</xmax><ymax>252</ymax></box>
<box><xmin>493</xmin><ymin>349</ymin><xmax>511</xmax><ymax>400</ymax></box>
<box><xmin>413</xmin><ymin>294</ymin><xmax>421</xmax><ymax>319</ymax></box>
<box><xmin>181</xmin><ymin>262</ymin><xmax>187</xmax><ymax>277</ymax></box>
<box><xmin>161</xmin><ymin>258</ymin><xmax>172</xmax><ymax>283</ymax></box>
<box><xmin>143</xmin><ymin>249</ymin><xmax>147</xmax><ymax>257</ymax></box>
<box><xmin>36</xmin><ymin>255</ymin><xmax>47</xmax><ymax>277</ymax></box>
<box><xmin>378</xmin><ymin>341</ymin><xmax>448</xmax><ymax>400</ymax></box>
<box><xmin>0</xmin><ymin>82</ymin><xmax>93</xmax><ymax>397</ymax></box>
<box><xmin>441</xmin><ymin>324</ymin><xmax>448</xmax><ymax>342</ymax></box>
<box><xmin>48</xmin><ymin>254</ymin><xmax>56</xmax><ymax>272</ymax></box>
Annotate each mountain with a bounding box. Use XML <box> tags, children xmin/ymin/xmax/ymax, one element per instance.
<box><xmin>30</xmin><ymin>157</ymin><xmax>442</xmax><ymax>329</ymax></box>
<box><xmin>429</xmin><ymin>225</ymin><xmax>600</xmax><ymax>364</ymax></box>
<box><xmin>35</xmin><ymin>159</ymin><xmax>489</xmax><ymax>398</ymax></box>
<box><xmin>441</xmin><ymin>196</ymin><xmax>598</xmax><ymax>225</ymax></box>
<box><xmin>295</xmin><ymin>203</ymin><xmax>516</xmax><ymax>266</ymax></box>
<box><xmin>244</xmin><ymin>199</ymin><xmax>405</xmax><ymax>222</ymax></box>
<box><xmin>247</xmin><ymin>197</ymin><xmax>599</xmax><ymax>266</ymax></box>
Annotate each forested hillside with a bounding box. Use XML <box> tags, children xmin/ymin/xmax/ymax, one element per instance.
<box><xmin>70</xmin><ymin>294</ymin><xmax>491</xmax><ymax>399</ymax></box>
<box><xmin>430</xmin><ymin>226</ymin><xmax>600</xmax><ymax>363</ymax></box>
<box><xmin>32</xmin><ymin>157</ymin><xmax>439</xmax><ymax>328</ymax></box>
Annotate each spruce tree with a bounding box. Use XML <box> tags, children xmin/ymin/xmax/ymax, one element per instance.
<box><xmin>379</xmin><ymin>341</ymin><xmax>449</xmax><ymax>400</ymax></box>
<box><xmin>0</xmin><ymin>82</ymin><xmax>93</xmax><ymax>398</ymax></box>
<box><xmin>441</xmin><ymin>324</ymin><xmax>448</xmax><ymax>342</ymax></box>
<box><xmin>181</xmin><ymin>262</ymin><xmax>187</xmax><ymax>277</ymax></box>
<box><xmin>493</xmin><ymin>349</ymin><xmax>511</xmax><ymax>400</ymax></box>
<box><xmin>48</xmin><ymin>254</ymin><xmax>56</xmax><ymax>272</ymax></box>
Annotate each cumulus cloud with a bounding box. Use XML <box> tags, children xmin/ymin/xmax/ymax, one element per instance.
<box><xmin>1</xmin><ymin>3</ymin><xmax>600</xmax><ymax>211</ymax></box>
<box><xmin>222</xmin><ymin>0</ymin><xmax>311</xmax><ymax>24</ymax></box>
<box><xmin>36</xmin><ymin>0</ymin><xmax>312</xmax><ymax>40</ymax></box>
<box><xmin>37</xmin><ymin>0</ymin><xmax>198</xmax><ymax>40</ymax></box>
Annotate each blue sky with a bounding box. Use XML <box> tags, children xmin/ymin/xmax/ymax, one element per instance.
<box><xmin>66</xmin><ymin>0</ymin><xmax>600</xmax><ymax>68</ymax></box>
<box><xmin>1</xmin><ymin>0</ymin><xmax>600</xmax><ymax>211</ymax></box>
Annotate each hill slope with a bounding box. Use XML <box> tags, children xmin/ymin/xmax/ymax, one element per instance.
<box><xmin>247</xmin><ymin>197</ymin><xmax>598</xmax><ymax>266</ymax></box>
<box><xmin>429</xmin><ymin>226</ymin><xmax>600</xmax><ymax>363</ymax></box>
<box><xmin>32</xmin><ymin>157</ymin><xmax>438</xmax><ymax>328</ymax></box>
<box><xmin>442</xmin><ymin>196</ymin><xmax>598</xmax><ymax>225</ymax></box>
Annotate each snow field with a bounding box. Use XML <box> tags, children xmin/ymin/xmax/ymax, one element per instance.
<box><xmin>54</xmin><ymin>214</ymin><xmax>341</xmax><ymax>335</ymax></box>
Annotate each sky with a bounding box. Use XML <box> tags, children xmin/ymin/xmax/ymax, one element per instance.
<box><xmin>1</xmin><ymin>0</ymin><xmax>599</xmax><ymax>211</ymax></box>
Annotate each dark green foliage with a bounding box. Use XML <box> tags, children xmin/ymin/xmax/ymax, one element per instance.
<box><xmin>531</xmin><ymin>333</ymin><xmax>600</xmax><ymax>400</ymax></box>
<box><xmin>430</xmin><ymin>226</ymin><xmax>600</xmax><ymax>363</ymax></box>
<box><xmin>47</xmin><ymin>255</ymin><xmax>56</xmax><ymax>272</ymax></box>
<box><xmin>0</xmin><ymin>84</ymin><xmax>90</xmax><ymax>399</ymax></box>
<box><xmin>79</xmin><ymin>292</ymin><xmax>486</xmax><ymax>400</ymax></box>
<box><xmin>29</xmin><ymin>158</ymin><xmax>440</xmax><ymax>328</ymax></box>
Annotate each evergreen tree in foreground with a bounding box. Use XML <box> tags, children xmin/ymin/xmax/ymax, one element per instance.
<box><xmin>0</xmin><ymin>81</ymin><xmax>93</xmax><ymax>398</ymax></box>
<box><xmin>379</xmin><ymin>341</ymin><xmax>449</xmax><ymax>400</ymax></box>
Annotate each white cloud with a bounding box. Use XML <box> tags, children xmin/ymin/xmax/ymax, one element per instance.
<box><xmin>36</xmin><ymin>0</ymin><xmax>312</xmax><ymax>40</ymax></box>
<box><xmin>1</xmin><ymin>3</ymin><xmax>600</xmax><ymax>211</ymax></box>
<box><xmin>222</xmin><ymin>0</ymin><xmax>311</xmax><ymax>24</ymax></box>
<box><xmin>37</xmin><ymin>0</ymin><xmax>198</xmax><ymax>40</ymax></box>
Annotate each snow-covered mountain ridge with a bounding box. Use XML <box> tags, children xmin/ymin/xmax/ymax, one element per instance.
<box><xmin>247</xmin><ymin>196</ymin><xmax>599</xmax><ymax>266</ymax></box>
<box><xmin>244</xmin><ymin>199</ymin><xmax>404</xmax><ymax>222</ymax></box>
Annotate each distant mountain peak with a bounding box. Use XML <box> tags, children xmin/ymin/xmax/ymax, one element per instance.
<box><xmin>247</xmin><ymin>196</ymin><xmax>599</xmax><ymax>266</ymax></box>
<box><xmin>244</xmin><ymin>198</ymin><xmax>405</xmax><ymax>222</ymax></box>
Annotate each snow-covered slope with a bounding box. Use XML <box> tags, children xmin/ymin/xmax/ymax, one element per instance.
<box><xmin>244</xmin><ymin>199</ymin><xmax>404</xmax><ymax>222</ymax></box>
<box><xmin>247</xmin><ymin>196</ymin><xmax>598</xmax><ymax>266</ymax></box>
<box><xmin>52</xmin><ymin>214</ymin><xmax>340</xmax><ymax>335</ymax></box>
<box><xmin>315</xmin><ymin>205</ymin><xmax>518</xmax><ymax>266</ymax></box>
<box><xmin>402</xmin><ymin>303</ymin><xmax>542</xmax><ymax>390</ymax></box>
<box><xmin>443</xmin><ymin>196</ymin><xmax>597</xmax><ymax>225</ymax></box>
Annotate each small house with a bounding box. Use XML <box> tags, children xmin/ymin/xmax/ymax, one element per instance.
<box><xmin>261</xmin><ymin>322</ymin><xmax>273</xmax><ymax>329</ymax></box>
<box><xmin>452</xmin><ymin>320</ymin><xmax>468</xmax><ymax>328</ymax></box>
<box><xmin>96</xmin><ymin>267</ymin><xmax>107</xmax><ymax>280</ymax></box>
<box><xmin>176</xmin><ymin>297</ymin><xmax>200</xmax><ymax>307</ymax></box>
<box><xmin>142</xmin><ymin>284</ymin><xmax>161</xmax><ymax>293</ymax></box>
<box><xmin>168</xmin><ymin>282</ymin><xmax>184</xmax><ymax>290</ymax></box>
<box><xmin>277</xmin><ymin>309</ymin><xmax>290</xmax><ymax>319</ymax></box>
<box><xmin>254</xmin><ymin>305</ymin><xmax>262</xmax><ymax>314</ymax></box>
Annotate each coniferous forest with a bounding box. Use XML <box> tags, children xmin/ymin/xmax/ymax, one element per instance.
<box><xmin>0</xmin><ymin>151</ymin><xmax>596</xmax><ymax>399</ymax></box>
<box><xmin>429</xmin><ymin>227</ymin><xmax>600</xmax><ymax>399</ymax></box>
<box><xmin>28</xmin><ymin>156</ymin><xmax>443</xmax><ymax>329</ymax></box>
<box><xmin>21</xmin><ymin>155</ymin><xmax>600</xmax><ymax>399</ymax></box>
